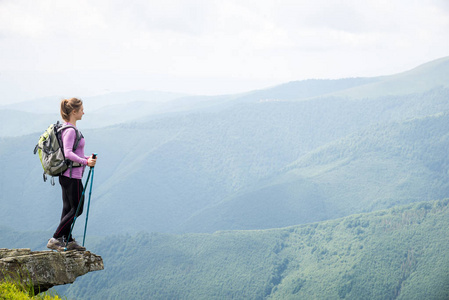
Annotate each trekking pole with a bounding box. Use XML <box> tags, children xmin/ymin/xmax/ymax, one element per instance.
<box><xmin>64</xmin><ymin>167</ymin><xmax>92</xmax><ymax>251</ymax></box>
<box><xmin>82</xmin><ymin>153</ymin><xmax>97</xmax><ymax>247</ymax></box>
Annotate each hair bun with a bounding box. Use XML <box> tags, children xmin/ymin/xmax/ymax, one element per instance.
<box><xmin>60</xmin><ymin>97</ymin><xmax>83</xmax><ymax>122</ymax></box>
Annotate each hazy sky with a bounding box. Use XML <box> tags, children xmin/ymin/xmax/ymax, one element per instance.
<box><xmin>0</xmin><ymin>0</ymin><xmax>448</xmax><ymax>103</ymax></box>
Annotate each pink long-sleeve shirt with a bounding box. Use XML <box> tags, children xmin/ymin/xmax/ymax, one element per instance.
<box><xmin>61</xmin><ymin>122</ymin><xmax>88</xmax><ymax>179</ymax></box>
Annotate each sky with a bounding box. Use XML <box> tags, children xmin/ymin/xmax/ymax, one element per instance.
<box><xmin>0</xmin><ymin>0</ymin><xmax>448</xmax><ymax>104</ymax></box>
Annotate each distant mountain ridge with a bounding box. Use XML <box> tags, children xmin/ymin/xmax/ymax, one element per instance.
<box><xmin>2</xmin><ymin>56</ymin><xmax>448</xmax><ymax>137</ymax></box>
<box><xmin>230</xmin><ymin>77</ymin><xmax>380</xmax><ymax>102</ymax></box>
<box><xmin>0</xmin><ymin>91</ymin><xmax>188</xmax><ymax>136</ymax></box>
<box><xmin>332</xmin><ymin>56</ymin><xmax>449</xmax><ymax>99</ymax></box>
<box><xmin>1</xmin><ymin>56</ymin><xmax>449</xmax><ymax>236</ymax></box>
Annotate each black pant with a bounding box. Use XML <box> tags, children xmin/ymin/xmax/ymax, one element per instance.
<box><xmin>53</xmin><ymin>176</ymin><xmax>84</xmax><ymax>240</ymax></box>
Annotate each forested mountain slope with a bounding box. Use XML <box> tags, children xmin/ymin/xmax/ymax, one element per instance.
<box><xmin>29</xmin><ymin>199</ymin><xmax>446</xmax><ymax>299</ymax></box>
<box><xmin>181</xmin><ymin>109</ymin><xmax>449</xmax><ymax>232</ymax></box>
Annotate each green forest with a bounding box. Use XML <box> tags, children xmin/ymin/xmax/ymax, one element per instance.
<box><xmin>2</xmin><ymin>199</ymin><xmax>448</xmax><ymax>299</ymax></box>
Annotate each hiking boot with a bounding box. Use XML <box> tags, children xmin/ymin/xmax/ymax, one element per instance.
<box><xmin>66</xmin><ymin>239</ymin><xmax>86</xmax><ymax>251</ymax></box>
<box><xmin>47</xmin><ymin>237</ymin><xmax>65</xmax><ymax>252</ymax></box>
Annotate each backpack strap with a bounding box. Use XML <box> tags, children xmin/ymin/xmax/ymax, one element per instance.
<box><xmin>73</xmin><ymin>130</ymin><xmax>84</xmax><ymax>151</ymax></box>
<box><xmin>58</xmin><ymin>124</ymin><xmax>82</xmax><ymax>151</ymax></box>
<box><xmin>58</xmin><ymin>124</ymin><xmax>84</xmax><ymax>178</ymax></box>
<box><xmin>69</xmin><ymin>161</ymin><xmax>73</xmax><ymax>178</ymax></box>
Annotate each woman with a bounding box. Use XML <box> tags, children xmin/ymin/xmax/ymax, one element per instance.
<box><xmin>47</xmin><ymin>98</ymin><xmax>97</xmax><ymax>251</ymax></box>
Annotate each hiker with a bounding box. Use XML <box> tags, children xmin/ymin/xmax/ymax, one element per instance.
<box><xmin>46</xmin><ymin>98</ymin><xmax>97</xmax><ymax>251</ymax></box>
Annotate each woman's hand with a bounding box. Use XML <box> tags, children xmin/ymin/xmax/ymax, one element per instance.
<box><xmin>87</xmin><ymin>155</ymin><xmax>97</xmax><ymax>167</ymax></box>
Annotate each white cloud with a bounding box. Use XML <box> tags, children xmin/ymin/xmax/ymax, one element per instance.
<box><xmin>0</xmin><ymin>0</ymin><xmax>448</xmax><ymax>102</ymax></box>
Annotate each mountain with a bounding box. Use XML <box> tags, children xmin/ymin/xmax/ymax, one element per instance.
<box><xmin>75</xmin><ymin>85</ymin><xmax>449</xmax><ymax>235</ymax></box>
<box><xmin>0</xmin><ymin>91</ymin><xmax>187</xmax><ymax>136</ymax></box>
<box><xmin>0</xmin><ymin>110</ymin><xmax>58</xmax><ymax>137</ymax></box>
<box><xmin>5</xmin><ymin>56</ymin><xmax>449</xmax><ymax>138</ymax></box>
<box><xmin>27</xmin><ymin>199</ymin><xmax>447</xmax><ymax>299</ymax></box>
<box><xmin>0</xmin><ymin>78</ymin><xmax>381</xmax><ymax>137</ymax></box>
<box><xmin>1</xmin><ymin>57</ymin><xmax>449</xmax><ymax>236</ymax></box>
<box><xmin>0</xmin><ymin>91</ymin><xmax>188</xmax><ymax>114</ymax></box>
<box><xmin>181</xmin><ymin>109</ymin><xmax>449</xmax><ymax>232</ymax></box>
<box><xmin>333</xmin><ymin>56</ymin><xmax>449</xmax><ymax>99</ymax></box>
<box><xmin>2</xmin><ymin>56</ymin><xmax>449</xmax><ymax>299</ymax></box>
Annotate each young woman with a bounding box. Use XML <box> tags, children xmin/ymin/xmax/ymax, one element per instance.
<box><xmin>47</xmin><ymin>98</ymin><xmax>97</xmax><ymax>251</ymax></box>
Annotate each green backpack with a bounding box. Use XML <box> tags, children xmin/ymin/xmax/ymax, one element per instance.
<box><xmin>34</xmin><ymin>121</ymin><xmax>83</xmax><ymax>184</ymax></box>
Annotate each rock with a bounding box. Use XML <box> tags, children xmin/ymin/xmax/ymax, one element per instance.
<box><xmin>0</xmin><ymin>248</ymin><xmax>104</xmax><ymax>294</ymax></box>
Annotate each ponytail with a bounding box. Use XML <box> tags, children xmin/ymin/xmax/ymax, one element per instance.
<box><xmin>60</xmin><ymin>98</ymin><xmax>83</xmax><ymax>121</ymax></box>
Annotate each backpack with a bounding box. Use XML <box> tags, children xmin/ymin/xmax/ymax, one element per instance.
<box><xmin>33</xmin><ymin>121</ymin><xmax>83</xmax><ymax>184</ymax></box>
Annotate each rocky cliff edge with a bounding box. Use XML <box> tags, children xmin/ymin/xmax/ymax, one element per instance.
<box><xmin>0</xmin><ymin>248</ymin><xmax>104</xmax><ymax>294</ymax></box>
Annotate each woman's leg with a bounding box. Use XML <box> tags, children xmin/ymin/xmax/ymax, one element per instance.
<box><xmin>53</xmin><ymin>176</ymin><xmax>84</xmax><ymax>240</ymax></box>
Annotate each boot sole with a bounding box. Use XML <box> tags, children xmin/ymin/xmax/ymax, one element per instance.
<box><xmin>47</xmin><ymin>245</ymin><xmax>66</xmax><ymax>252</ymax></box>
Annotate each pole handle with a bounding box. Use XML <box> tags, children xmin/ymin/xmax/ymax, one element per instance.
<box><xmin>92</xmin><ymin>153</ymin><xmax>97</xmax><ymax>159</ymax></box>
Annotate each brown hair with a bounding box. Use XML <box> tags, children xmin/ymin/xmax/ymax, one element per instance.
<box><xmin>60</xmin><ymin>98</ymin><xmax>83</xmax><ymax>121</ymax></box>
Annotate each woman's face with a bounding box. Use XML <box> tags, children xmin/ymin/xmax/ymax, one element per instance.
<box><xmin>74</xmin><ymin>105</ymin><xmax>84</xmax><ymax>120</ymax></box>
